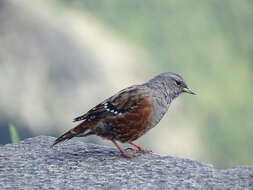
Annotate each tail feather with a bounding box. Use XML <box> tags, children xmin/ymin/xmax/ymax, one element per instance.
<box><xmin>51</xmin><ymin>123</ymin><xmax>95</xmax><ymax>148</ymax></box>
<box><xmin>50</xmin><ymin>131</ymin><xmax>74</xmax><ymax>148</ymax></box>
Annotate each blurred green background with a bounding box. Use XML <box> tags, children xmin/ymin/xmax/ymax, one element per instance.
<box><xmin>0</xmin><ymin>0</ymin><xmax>252</xmax><ymax>168</ymax></box>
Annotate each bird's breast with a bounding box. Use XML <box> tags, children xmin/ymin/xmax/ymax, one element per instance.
<box><xmin>150</xmin><ymin>96</ymin><xmax>170</xmax><ymax>127</ymax></box>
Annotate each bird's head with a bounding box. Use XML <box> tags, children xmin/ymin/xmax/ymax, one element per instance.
<box><xmin>147</xmin><ymin>72</ymin><xmax>196</xmax><ymax>99</ymax></box>
<box><xmin>164</xmin><ymin>72</ymin><xmax>196</xmax><ymax>95</ymax></box>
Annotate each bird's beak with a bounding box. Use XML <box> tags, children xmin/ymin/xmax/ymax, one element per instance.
<box><xmin>182</xmin><ymin>88</ymin><xmax>196</xmax><ymax>95</ymax></box>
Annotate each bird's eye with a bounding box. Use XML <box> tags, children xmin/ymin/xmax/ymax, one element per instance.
<box><xmin>175</xmin><ymin>80</ymin><xmax>181</xmax><ymax>86</ymax></box>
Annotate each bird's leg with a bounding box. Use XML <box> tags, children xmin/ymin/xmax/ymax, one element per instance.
<box><xmin>111</xmin><ymin>140</ymin><xmax>140</xmax><ymax>158</ymax></box>
<box><xmin>128</xmin><ymin>142</ymin><xmax>153</xmax><ymax>153</ymax></box>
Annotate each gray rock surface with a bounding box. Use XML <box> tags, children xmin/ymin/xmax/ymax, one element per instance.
<box><xmin>0</xmin><ymin>136</ymin><xmax>252</xmax><ymax>190</ymax></box>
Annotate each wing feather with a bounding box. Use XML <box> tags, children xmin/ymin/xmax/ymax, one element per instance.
<box><xmin>73</xmin><ymin>85</ymin><xmax>148</xmax><ymax>122</ymax></box>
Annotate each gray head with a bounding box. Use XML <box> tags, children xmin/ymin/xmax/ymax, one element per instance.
<box><xmin>146</xmin><ymin>72</ymin><xmax>196</xmax><ymax>99</ymax></box>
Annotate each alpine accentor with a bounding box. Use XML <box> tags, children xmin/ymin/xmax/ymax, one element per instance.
<box><xmin>51</xmin><ymin>72</ymin><xmax>195</xmax><ymax>158</ymax></box>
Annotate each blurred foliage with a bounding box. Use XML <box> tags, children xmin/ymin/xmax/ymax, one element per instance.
<box><xmin>56</xmin><ymin>0</ymin><xmax>253</xmax><ymax>168</ymax></box>
<box><xmin>9</xmin><ymin>124</ymin><xmax>20</xmax><ymax>144</ymax></box>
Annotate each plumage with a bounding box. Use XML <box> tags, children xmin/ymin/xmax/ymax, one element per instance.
<box><xmin>51</xmin><ymin>72</ymin><xmax>195</xmax><ymax>158</ymax></box>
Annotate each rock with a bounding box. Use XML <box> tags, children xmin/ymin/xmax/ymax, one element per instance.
<box><xmin>0</xmin><ymin>136</ymin><xmax>252</xmax><ymax>190</ymax></box>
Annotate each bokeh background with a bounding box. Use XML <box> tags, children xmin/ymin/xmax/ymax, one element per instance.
<box><xmin>1</xmin><ymin>0</ymin><xmax>252</xmax><ymax>168</ymax></box>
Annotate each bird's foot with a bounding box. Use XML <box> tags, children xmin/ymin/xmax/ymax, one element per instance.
<box><xmin>137</xmin><ymin>148</ymin><xmax>153</xmax><ymax>153</ymax></box>
<box><xmin>120</xmin><ymin>151</ymin><xmax>141</xmax><ymax>158</ymax></box>
<box><xmin>128</xmin><ymin>142</ymin><xmax>153</xmax><ymax>153</ymax></box>
<box><xmin>111</xmin><ymin>140</ymin><xmax>142</xmax><ymax>158</ymax></box>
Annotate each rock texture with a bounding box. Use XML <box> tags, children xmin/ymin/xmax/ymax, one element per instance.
<box><xmin>0</xmin><ymin>136</ymin><xmax>252</xmax><ymax>190</ymax></box>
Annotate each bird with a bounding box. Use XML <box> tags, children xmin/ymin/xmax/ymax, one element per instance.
<box><xmin>51</xmin><ymin>72</ymin><xmax>196</xmax><ymax>158</ymax></box>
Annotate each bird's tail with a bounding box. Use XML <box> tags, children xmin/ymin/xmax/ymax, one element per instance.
<box><xmin>51</xmin><ymin>122</ymin><xmax>95</xmax><ymax>148</ymax></box>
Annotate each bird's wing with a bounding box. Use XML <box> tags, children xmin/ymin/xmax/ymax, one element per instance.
<box><xmin>73</xmin><ymin>85</ymin><xmax>148</xmax><ymax>122</ymax></box>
